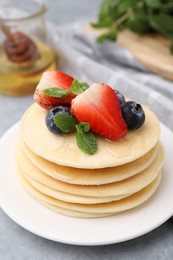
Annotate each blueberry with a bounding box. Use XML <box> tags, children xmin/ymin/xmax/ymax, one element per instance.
<box><xmin>122</xmin><ymin>101</ymin><xmax>145</xmax><ymax>130</ymax></box>
<box><xmin>114</xmin><ymin>90</ymin><xmax>125</xmax><ymax>107</ymax></box>
<box><xmin>46</xmin><ymin>106</ymin><xmax>72</xmax><ymax>134</ymax></box>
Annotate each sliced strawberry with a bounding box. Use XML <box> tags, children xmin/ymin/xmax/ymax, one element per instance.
<box><xmin>71</xmin><ymin>83</ymin><xmax>127</xmax><ymax>140</ymax></box>
<box><xmin>34</xmin><ymin>71</ymin><xmax>75</xmax><ymax>110</ymax></box>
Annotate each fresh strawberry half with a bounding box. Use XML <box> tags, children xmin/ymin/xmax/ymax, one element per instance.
<box><xmin>34</xmin><ymin>71</ymin><xmax>76</xmax><ymax>110</ymax></box>
<box><xmin>71</xmin><ymin>83</ymin><xmax>127</xmax><ymax>140</ymax></box>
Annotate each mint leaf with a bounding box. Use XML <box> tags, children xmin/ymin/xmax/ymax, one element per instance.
<box><xmin>126</xmin><ymin>14</ymin><xmax>150</xmax><ymax>34</ymax></box>
<box><xmin>76</xmin><ymin>122</ymin><xmax>90</xmax><ymax>133</ymax></box>
<box><xmin>76</xmin><ymin>131</ymin><xmax>97</xmax><ymax>155</ymax></box>
<box><xmin>149</xmin><ymin>14</ymin><xmax>173</xmax><ymax>36</ymax></box>
<box><xmin>170</xmin><ymin>43</ymin><xmax>173</xmax><ymax>55</ymax></box>
<box><xmin>96</xmin><ymin>0</ymin><xmax>118</xmax><ymax>25</ymax></box>
<box><xmin>43</xmin><ymin>88</ymin><xmax>69</xmax><ymax>98</ymax></box>
<box><xmin>97</xmin><ymin>33</ymin><xmax>110</xmax><ymax>43</ymax></box>
<box><xmin>76</xmin><ymin>123</ymin><xmax>97</xmax><ymax>155</ymax></box>
<box><xmin>97</xmin><ymin>28</ymin><xmax>117</xmax><ymax>43</ymax></box>
<box><xmin>54</xmin><ymin>114</ymin><xmax>77</xmax><ymax>133</ymax></box>
<box><xmin>71</xmin><ymin>79</ymin><xmax>89</xmax><ymax>95</ymax></box>
<box><xmin>91</xmin><ymin>19</ymin><xmax>112</xmax><ymax>28</ymax></box>
<box><xmin>115</xmin><ymin>0</ymin><xmax>139</xmax><ymax>14</ymax></box>
<box><xmin>145</xmin><ymin>0</ymin><xmax>161</xmax><ymax>8</ymax></box>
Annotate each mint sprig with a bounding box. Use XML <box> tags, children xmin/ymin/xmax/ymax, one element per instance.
<box><xmin>54</xmin><ymin>114</ymin><xmax>77</xmax><ymax>133</ymax></box>
<box><xmin>43</xmin><ymin>88</ymin><xmax>69</xmax><ymax>98</ymax></box>
<box><xmin>76</xmin><ymin>122</ymin><xmax>90</xmax><ymax>133</ymax></box>
<box><xmin>71</xmin><ymin>79</ymin><xmax>89</xmax><ymax>95</ymax></box>
<box><xmin>43</xmin><ymin>79</ymin><xmax>90</xmax><ymax>98</ymax></box>
<box><xmin>54</xmin><ymin>115</ymin><xmax>97</xmax><ymax>155</ymax></box>
<box><xmin>76</xmin><ymin>123</ymin><xmax>97</xmax><ymax>155</ymax></box>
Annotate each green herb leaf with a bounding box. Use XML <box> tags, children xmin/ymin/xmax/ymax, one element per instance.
<box><xmin>91</xmin><ymin>19</ymin><xmax>113</xmax><ymax>28</ymax></box>
<box><xmin>54</xmin><ymin>114</ymin><xmax>77</xmax><ymax>133</ymax></box>
<box><xmin>71</xmin><ymin>79</ymin><xmax>89</xmax><ymax>95</ymax></box>
<box><xmin>97</xmin><ymin>23</ymin><xmax>117</xmax><ymax>43</ymax></box>
<box><xmin>76</xmin><ymin>123</ymin><xmax>97</xmax><ymax>155</ymax></box>
<box><xmin>145</xmin><ymin>0</ymin><xmax>162</xmax><ymax>8</ymax></box>
<box><xmin>170</xmin><ymin>43</ymin><xmax>173</xmax><ymax>54</ymax></box>
<box><xmin>162</xmin><ymin>2</ymin><xmax>173</xmax><ymax>12</ymax></box>
<box><xmin>98</xmin><ymin>0</ymin><xmax>114</xmax><ymax>22</ymax></box>
<box><xmin>115</xmin><ymin>0</ymin><xmax>139</xmax><ymax>14</ymax></box>
<box><xmin>43</xmin><ymin>88</ymin><xmax>69</xmax><ymax>98</ymax></box>
<box><xmin>149</xmin><ymin>14</ymin><xmax>173</xmax><ymax>37</ymax></box>
<box><xmin>76</xmin><ymin>122</ymin><xmax>90</xmax><ymax>133</ymax></box>
<box><xmin>126</xmin><ymin>13</ymin><xmax>150</xmax><ymax>34</ymax></box>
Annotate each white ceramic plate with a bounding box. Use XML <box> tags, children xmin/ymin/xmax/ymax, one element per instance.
<box><xmin>0</xmin><ymin>122</ymin><xmax>173</xmax><ymax>246</ymax></box>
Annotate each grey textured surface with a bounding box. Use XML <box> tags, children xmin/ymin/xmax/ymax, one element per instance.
<box><xmin>1</xmin><ymin>1</ymin><xmax>173</xmax><ymax>259</ymax></box>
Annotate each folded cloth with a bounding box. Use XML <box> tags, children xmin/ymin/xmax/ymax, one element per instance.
<box><xmin>49</xmin><ymin>21</ymin><xmax>173</xmax><ymax>131</ymax></box>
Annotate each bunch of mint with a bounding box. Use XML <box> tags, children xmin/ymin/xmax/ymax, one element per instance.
<box><xmin>92</xmin><ymin>0</ymin><xmax>173</xmax><ymax>53</ymax></box>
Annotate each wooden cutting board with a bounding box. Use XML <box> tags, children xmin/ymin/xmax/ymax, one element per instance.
<box><xmin>85</xmin><ymin>24</ymin><xmax>173</xmax><ymax>81</ymax></box>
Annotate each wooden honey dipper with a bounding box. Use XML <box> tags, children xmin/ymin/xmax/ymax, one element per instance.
<box><xmin>1</xmin><ymin>25</ymin><xmax>40</xmax><ymax>64</ymax></box>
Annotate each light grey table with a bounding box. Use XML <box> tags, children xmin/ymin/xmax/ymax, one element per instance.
<box><xmin>0</xmin><ymin>1</ymin><xmax>173</xmax><ymax>259</ymax></box>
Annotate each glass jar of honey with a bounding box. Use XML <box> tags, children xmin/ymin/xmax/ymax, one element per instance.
<box><xmin>0</xmin><ymin>0</ymin><xmax>57</xmax><ymax>96</ymax></box>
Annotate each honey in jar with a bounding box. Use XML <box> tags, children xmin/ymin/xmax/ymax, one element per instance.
<box><xmin>0</xmin><ymin>0</ymin><xmax>57</xmax><ymax>96</ymax></box>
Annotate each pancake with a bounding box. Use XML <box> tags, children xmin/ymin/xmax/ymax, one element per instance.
<box><xmin>39</xmin><ymin>202</ymin><xmax>117</xmax><ymax>218</ymax></box>
<box><xmin>20</xmin><ymin>138</ymin><xmax>159</xmax><ymax>185</ymax></box>
<box><xmin>20</xmin><ymin>168</ymin><xmax>131</xmax><ymax>204</ymax></box>
<box><xmin>20</xmin><ymin>103</ymin><xmax>160</xmax><ymax>169</ymax></box>
<box><xmin>16</xmin><ymin>142</ymin><xmax>164</xmax><ymax>198</ymax></box>
<box><xmin>17</xmin><ymin>168</ymin><xmax>161</xmax><ymax>216</ymax></box>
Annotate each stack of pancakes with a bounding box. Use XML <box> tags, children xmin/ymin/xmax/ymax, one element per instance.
<box><xmin>16</xmin><ymin>103</ymin><xmax>164</xmax><ymax>218</ymax></box>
